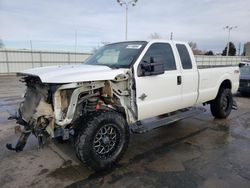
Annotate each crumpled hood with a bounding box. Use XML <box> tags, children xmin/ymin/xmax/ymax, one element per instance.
<box><xmin>18</xmin><ymin>64</ymin><xmax>128</xmax><ymax>83</ymax></box>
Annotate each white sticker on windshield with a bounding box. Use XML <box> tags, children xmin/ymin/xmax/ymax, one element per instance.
<box><xmin>126</xmin><ymin>44</ymin><xmax>142</xmax><ymax>49</ymax></box>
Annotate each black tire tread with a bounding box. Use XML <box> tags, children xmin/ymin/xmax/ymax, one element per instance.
<box><xmin>210</xmin><ymin>88</ymin><xmax>233</xmax><ymax>119</ymax></box>
<box><xmin>74</xmin><ymin>110</ymin><xmax>129</xmax><ymax>171</ymax></box>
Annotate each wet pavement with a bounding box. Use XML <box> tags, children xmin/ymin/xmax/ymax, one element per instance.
<box><xmin>0</xmin><ymin>75</ymin><xmax>249</xmax><ymax>188</ymax></box>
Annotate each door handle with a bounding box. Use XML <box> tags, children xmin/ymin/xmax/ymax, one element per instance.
<box><xmin>177</xmin><ymin>76</ymin><xmax>182</xmax><ymax>85</ymax></box>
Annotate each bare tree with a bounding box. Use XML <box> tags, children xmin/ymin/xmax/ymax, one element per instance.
<box><xmin>149</xmin><ymin>32</ymin><xmax>162</xmax><ymax>39</ymax></box>
<box><xmin>188</xmin><ymin>42</ymin><xmax>205</xmax><ymax>55</ymax></box>
<box><xmin>188</xmin><ymin>41</ymin><xmax>197</xmax><ymax>50</ymax></box>
<box><xmin>91</xmin><ymin>41</ymin><xmax>110</xmax><ymax>53</ymax></box>
<box><xmin>92</xmin><ymin>46</ymin><xmax>99</xmax><ymax>53</ymax></box>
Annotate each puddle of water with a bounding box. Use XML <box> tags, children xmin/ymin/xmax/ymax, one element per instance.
<box><xmin>230</xmin><ymin>113</ymin><xmax>250</xmax><ymax>140</ymax></box>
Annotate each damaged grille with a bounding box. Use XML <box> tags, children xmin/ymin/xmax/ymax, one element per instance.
<box><xmin>18</xmin><ymin>76</ymin><xmax>50</xmax><ymax>124</ymax></box>
<box><xmin>6</xmin><ymin>76</ymin><xmax>55</xmax><ymax>152</ymax></box>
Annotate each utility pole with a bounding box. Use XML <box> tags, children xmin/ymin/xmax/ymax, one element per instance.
<box><xmin>224</xmin><ymin>26</ymin><xmax>237</xmax><ymax>56</ymax></box>
<box><xmin>75</xmin><ymin>30</ymin><xmax>77</xmax><ymax>63</ymax></box>
<box><xmin>30</xmin><ymin>40</ymin><xmax>34</xmax><ymax>68</ymax></box>
<box><xmin>170</xmin><ymin>32</ymin><xmax>173</xmax><ymax>40</ymax></box>
<box><xmin>238</xmin><ymin>42</ymin><xmax>241</xmax><ymax>56</ymax></box>
<box><xmin>117</xmin><ymin>0</ymin><xmax>138</xmax><ymax>40</ymax></box>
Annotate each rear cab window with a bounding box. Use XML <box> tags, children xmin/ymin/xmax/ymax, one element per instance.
<box><xmin>176</xmin><ymin>44</ymin><xmax>193</xmax><ymax>69</ymax></box>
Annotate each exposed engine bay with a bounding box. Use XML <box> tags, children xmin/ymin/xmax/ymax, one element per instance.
<box><xmin>7</xmin><ymin>71</ymin><xmax>137</xmax><ymax>152</ymax></box>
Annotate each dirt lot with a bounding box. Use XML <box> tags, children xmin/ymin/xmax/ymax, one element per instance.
<box><xmin>0</xmin><ymin>75</ymin><xmax>250</xmax><ymax>188</ymax></box>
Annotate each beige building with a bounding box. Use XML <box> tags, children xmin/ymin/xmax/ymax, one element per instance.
<box><xmin>244</xmin><ymin>42</ymin><xmax>250</xmax><ymax>56</ymax></box>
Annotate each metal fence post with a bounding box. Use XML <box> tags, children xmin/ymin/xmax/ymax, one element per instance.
<box><xmin>202</xmin><ymin>56</ymin><xmax>203</xmax><ymax>66</ymax></box>
<box><xmin>30</xmin><ymin>51</ymin><xmax>34</xmax><ymax>68</ymax></box>
<box><xmin>5</xmin><ymin>49</ymin><xmax>10</xmax><ymax>73</ymax></box>
<box><xmin>68</xmin><ymin>52</ymin><xmax>70</xmax><ymax>64</ymax></box>
<box><xmin>39</xmin><ymin>51</ymin><xmax>43</xmax><ymax>67</ymax></box>
<box><xmin>209</xmin><ymin>56</ymin><xmax>211</xmax><ymax>67</ymax></box>
<box><xmin>75</xmin><ymin>52</ymin><xmax>77</xmax><ymax>64</ymax></box>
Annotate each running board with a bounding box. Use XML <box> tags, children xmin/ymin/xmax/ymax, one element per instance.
<box><xmin>130</xmin><ymin>107</ymin><xmax>206</xmax><ymax>134</ymax></box>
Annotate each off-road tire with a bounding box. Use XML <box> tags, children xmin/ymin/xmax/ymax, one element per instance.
<box><xmin>73</xmin><ymin>117</ymin><xmax>88</xmax><ymax>160</ymax></box>
<box><xmin>74</xmin><ymin>110</ymin><xmax>129</xmax><ymax>171</ymax></box>
<box><xmin>210</xmin><ymin>88</ymin><xmax>233</xmax><ymax>118</ymax></box>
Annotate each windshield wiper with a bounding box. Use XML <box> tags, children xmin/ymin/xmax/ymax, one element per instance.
<box><xmin>109</xmin><ymin>65</ymin><xmax>122</xmax><ymax>69</ymax></box>
<box><xmin>109</xmin><ymin>64</ymin><xmax>130</xmax><ymax>69</ymax></box>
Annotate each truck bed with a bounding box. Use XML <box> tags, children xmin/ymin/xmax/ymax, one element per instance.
<box><xmin>197</xmin><ymin>65</ymin><xmax>237</xmax><ymax>69</ymax></box>
<box><xmin>196</xmin><ymin>66</ymin><xmax>239</xmax><ymax>104</ymax></box>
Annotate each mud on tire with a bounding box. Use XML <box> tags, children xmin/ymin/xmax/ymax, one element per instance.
<box><xmin>210</xmin><ymin>88</ymin><xmax>233</xmax><ymax>119</ymax></box>
<box><xmin>74</xmin><ymin>110</ymin><xmax>130</xmax><ymax>171</ymax></box>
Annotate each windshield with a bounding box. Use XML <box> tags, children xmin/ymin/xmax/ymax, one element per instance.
<box><xmin>240</xmin><ymin>66</ymin><xmax>250</xmax><ymax>75</ymax></box>
<box><xmin>84</xmin><ymin>41</ymin><xmax>147</xmax><ymax>68</ymax></box>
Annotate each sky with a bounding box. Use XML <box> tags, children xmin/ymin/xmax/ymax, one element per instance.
<box><xmin>0</xmin><ymin>0</ymin><xmax>250</xmax><ymax>53</ymax></box>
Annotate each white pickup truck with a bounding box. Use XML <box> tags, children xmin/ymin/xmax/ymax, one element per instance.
<box><xmin>7</xmin><ymin>40</ymin><xmax>239</xmax><ymax>171</ymax></box>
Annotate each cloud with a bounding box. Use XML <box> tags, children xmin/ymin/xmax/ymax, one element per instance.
<box><xmin>0</xmin><ymin>0</ymin><xmax>249</xmax><ymax>52</ymax></box>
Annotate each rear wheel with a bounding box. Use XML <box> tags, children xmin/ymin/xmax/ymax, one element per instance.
<box><xmin>74</xmin><ymin>110</ymin><xmax>129</xmax><ymax>171</ymax></box>
<box><xmin>210</xmin><ymin>88</ymin><xmax>233</xmax><ymax>118</ymax></box>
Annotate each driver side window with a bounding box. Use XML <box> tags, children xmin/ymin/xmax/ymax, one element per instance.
<box><xmin>141</xmin><ymin>43</ymin><xmax>176</xmax><ymax>71</ymax></box>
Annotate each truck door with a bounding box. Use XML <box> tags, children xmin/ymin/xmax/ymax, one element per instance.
<box><xmin>175</xmin><ymin>43</ymin><xmax>199</xmax><ymax>107</ymax></box>
<box><xmin>134</xmin><ymin>42</ymin><xmax>183</xmax><ymax>120</ymax></box>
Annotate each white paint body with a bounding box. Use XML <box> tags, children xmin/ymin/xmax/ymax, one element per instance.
<box><xmin>20</xmin><ymin>64</ymin><xmax>127</xmax><ymax>83</ymax></box>
<box><xmin>133</xmin><ymin>40</ymin><xmax>239</xmax><ymax>120</ymax></box>
<box><xmin>18</xmin><ymin>40</ymin><xmax>240</xmax><ymax>122</ymax></box>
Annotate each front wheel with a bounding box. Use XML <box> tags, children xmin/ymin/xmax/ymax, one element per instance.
<box><xmin>210</xmin><ymin>88</ymin><xmax>233</xmax><ymax>118</ymax></box>
<box><xmin>74</xmin><ymin>110</ymin><xmax>129</xmax><ymax>171</ymax></box>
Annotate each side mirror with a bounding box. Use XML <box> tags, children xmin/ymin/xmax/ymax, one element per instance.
<box><xmin>138</xmin><ymin>59</ymin><xmax>165</xmax><ymax>77</ymax></box>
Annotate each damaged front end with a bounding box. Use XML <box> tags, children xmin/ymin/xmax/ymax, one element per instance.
<box><xmin>7</xmin><ymin>70</ymin><xmax>136</xmax><ymax>153</ymax></box>
<box><xmin>7</xmin><ymin>76</ymin><xmax>55</xmax><ymax>152</ymax></box>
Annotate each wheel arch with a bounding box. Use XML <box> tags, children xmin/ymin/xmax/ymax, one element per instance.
<box><xmin>219</xmin><ymin>79</ymin><xmax>232</xmax><ymax>90</ymax></box>
<box><xmin>215</xmin><ymin>79</ymin><xmax>232</xmax><ymax>98</ymax></box>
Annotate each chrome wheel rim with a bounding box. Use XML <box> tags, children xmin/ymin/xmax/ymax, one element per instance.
<box><xmin>93</xmin><ymin>124</ymin><xmax>118</xmax><ymax>157</ymax></box>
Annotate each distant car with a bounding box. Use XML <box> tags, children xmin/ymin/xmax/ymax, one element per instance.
<box><xmin>239</xmin><ymin>63</ymin><xmax>250</xmax><ymax>95</ymax></box>
<box><xmin>239</xmin><ymin>61</ymin><xmax>250</xmax><ymax>67</ymax></box>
